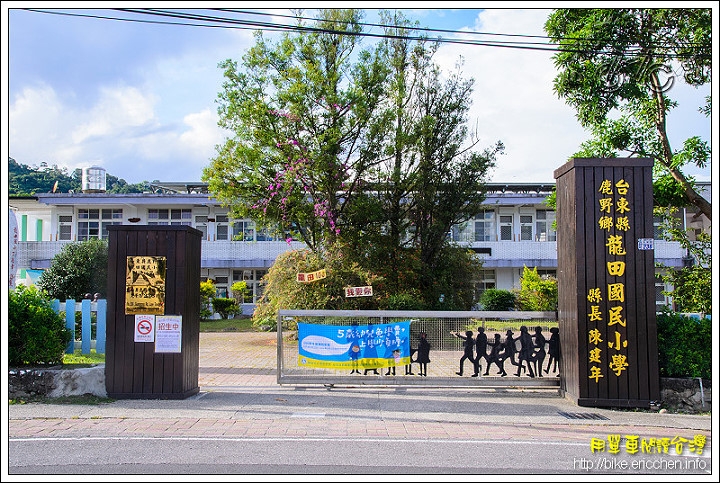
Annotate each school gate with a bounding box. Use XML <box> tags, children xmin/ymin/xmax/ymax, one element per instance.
<box><xmin>275</xmin><ymin>309</ymin><xmax>561</xmax><ymax>389</ymax></box>
<box><xmin>101</xmin><ymin>158</ymin><xmax>664</xmax><ymax>405</ymax></box>
<box><xmin>100</xmin><ymin>226</ymin><xmax>559</xmax><ymax>395</ymax></box>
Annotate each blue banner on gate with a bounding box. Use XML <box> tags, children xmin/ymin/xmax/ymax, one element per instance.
<box><xmin>297</xmin><ymin>321</ymin><xmax>411</xmax><ymax>370</ymax></box>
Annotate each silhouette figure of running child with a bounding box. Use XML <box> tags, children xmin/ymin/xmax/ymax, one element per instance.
<box><xmin>515</xmin><ymin>325</ymin><xmax>535</xmax><ymax>378</ymax></box>
<box><xmin>504</xmin><ymin>329</ymin><xmax>520</xmax><ymax>372</ymax></box>
<box><xmin>545</xmin><ymin>327</ymin><xmax>561</xmax><ymax>375</ymax></box>
<box><xmin>483</xmin><ymin>333</ymin><xmax>507</xmax><ymax>376</ymax></box>
<box><xmin>531</xmin><ymin>326</ymin><xmax>547</xmax><ymax>377</ymax></box>
<box><xmin>451</xmin><ymin>330</ymin><xmax>475</xmax><ymax>376</ymax></box>
<box><xmin>473</xmin><ymin>326</ymin><xmax>489</xmax><ymax>377</ymax></box>
<box><xmin>415</xmin><ymin>331</ymin><xmax>431</xmax><ymax>376</ymax></box>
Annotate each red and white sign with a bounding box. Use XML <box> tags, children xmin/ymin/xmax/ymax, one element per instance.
<box><xmin>344</xmin><ymin>286</ymin><xmax>373</xmax><ymax>298</ymax></box>
<box><xmin>134</xmin><ymin>314</ymin><xmax>155</xmax><ymax>342</ymax></box>
<box><xmin>155</xmin><ymin>315</ymin><xmax>182</xmax><ymax>353</ymax></box>
<box><xmin>297</xmin><ymin>269</ymin><xmax>327</xmax><ymax>283</ymax></box>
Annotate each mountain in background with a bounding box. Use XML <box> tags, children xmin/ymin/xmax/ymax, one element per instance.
<box><xmin>8</xmin><ymin>157</ymin><xmax>151</xmax><ymax>195</ymax></box>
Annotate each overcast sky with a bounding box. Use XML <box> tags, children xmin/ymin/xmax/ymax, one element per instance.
<box><xmin>3</xmin><ymin>4</ymin><xmax>714</xmax><ymax>186</ymax></box>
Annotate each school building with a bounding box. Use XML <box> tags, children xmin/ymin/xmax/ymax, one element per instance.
<box><xmin>8</xmin><ymin>166</ymin><xmax>711</xmax><ymax>314</ymax></box>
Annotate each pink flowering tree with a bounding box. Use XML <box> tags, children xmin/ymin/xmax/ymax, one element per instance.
<box><xmin>205</xmin><ymin>9</ymin><xmax>389</xmax><ymax>251</ymax></box>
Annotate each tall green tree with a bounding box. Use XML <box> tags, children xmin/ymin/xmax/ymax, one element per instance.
<box><xmin>408</xmin><ymin>58</ymin><xmax>501</xmax><ymax>292</ymax></box>
<box><xmin>350</xmin><ymin>10</ymin><xmax>426</xmax><ymax>295</ymax></box>
<box><xmin>545</xmin><ymin>8</ymin><xmax>711</xmax><ymax>220</ymax></box>
<box><xmin>336</xmin><ymin>11</ymin><xmax>501</xmax><ymax>305</ymax></box>
<box><xmin>207</xmin><ymin>9</ymin><xmax>500</xmax><ymax>310</ymax></box>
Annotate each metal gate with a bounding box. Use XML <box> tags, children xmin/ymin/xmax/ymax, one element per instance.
<box><xmin>277</xmin><ymin>309</ymin><xmax>561</xmax><ymax>389</ymax></box>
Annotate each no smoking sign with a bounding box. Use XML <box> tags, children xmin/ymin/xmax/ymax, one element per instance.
<box><xmin>134</xmin><ymin>314</ymin><xmax>156</xmax><ymax>342</ymax></box>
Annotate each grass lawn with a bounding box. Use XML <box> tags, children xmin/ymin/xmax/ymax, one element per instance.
<box><xmin>480</xmin><ymin>320</ymin><xmax>559</xmax><ymax>332</ymax></box>
<box><xmin>199</xmin><ymin>317</ymin><xmax>256</xmax><ymax>332</ymax></box>
<box><xmin>63</xmin><ymin>349</ymin><xmax>106</xmax><ymax>367</ymax></box>
<box><xmin>449</xmin><ymin>319</ymin><xmax>559</xmax><ymax>333</ymax></box>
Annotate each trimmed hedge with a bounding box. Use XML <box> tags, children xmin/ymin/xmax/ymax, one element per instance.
<box><xmin>656</xmin><ymin>310</ymin><xmax>711</xmax><ymax>379</ymax></box>
<box><xmin>211</xmin><ymin>297</ymin><xmax>240</xmax><ymax>319</ymax></box>
<box><xmin>479</xmin><ymin>289</ymin><xmax>516</xmax><ymax>311</ymax></box>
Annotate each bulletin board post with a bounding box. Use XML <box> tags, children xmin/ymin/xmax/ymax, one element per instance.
<box><xmin>105</xmin><ymin>225</ymin><xmax>203</xmax><ymax>399</ymax></box>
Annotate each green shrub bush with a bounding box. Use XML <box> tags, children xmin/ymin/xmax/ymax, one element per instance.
<box><xmin>36</xmin><ymin>238</ymin><xmax>108</xmax><ymax>300</ymax></box>
<box><xmin>479</xmin><ymin>289</ymin><xmax>516</xmax><ymax>311</ymax></box>
<box><xmin>516</xmin><ymin>266</ymin><xmax>558</xmax><ymax>311</ymax></box>
<box><xmin>200</xmin><ymin>279</ymin><xmax>215</xmax><ymax>319</ymax></box>
<box><xmin>9</xmin><ymin>285</ymin><xmax>72</xmax><ymax>366</ymax></box>
<box><xmin>211</xmin><ymin>297</ymin><xmax>240</xmax><ymax>319</ymax></box>
<box><xmin>252</xmin><ymin>244</ymin><xmax>382</xmax><ymax>330</ymax></box>
<box><xmin>656</xmin><ymin>310</ymin><xmax>711</xmax><ymax>379</ymax></box>
<box><xmin>381</xmin><ymin>291</ymin><xmax>426</xmax><ymax>310</ymax></box>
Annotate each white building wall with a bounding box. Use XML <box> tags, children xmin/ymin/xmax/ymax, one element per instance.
<box><xmin>495</xmin><ymin>269</ymin><xmax>517</xmax><ymax>291</ymax></box>
<box><xmin>16</xmin><ymin>210</ymin><xmax>52</xmax><ymax>241</ymax></box>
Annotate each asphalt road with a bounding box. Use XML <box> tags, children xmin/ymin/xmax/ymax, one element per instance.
<box><xmin>8</xmin><ymin>436</ymin><xmax>712</xmax><ymax>476</ymax></box>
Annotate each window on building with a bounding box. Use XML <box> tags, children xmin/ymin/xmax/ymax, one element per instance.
<box><xmin>232</xmin><ymin>219</ymin><xmax>256</xmax><ymax>241</ymax></box>
<box><xmin>449</xmin><ymin>222</ymin><xmax>471</xmax><ymax>242</ymax></box>
<box><xmin>537</xmin><ymin>269</ymin><xmax>557</xmax><ymax>279</ymax></box>
<box><xmin>256</xmin><ymin>226</ymin><xmax>277</xmax><ymax>241</ymax></box>
<box><xmin>535</xmin><ymin>210</ymin><xmax>556</xmax><ymax>242</ymax></box>
<box><xmin>653</xmin><ymin>214</ymin><xmax>666</xmax><ymax>240</ymax></box>
<box><xmin>520</xmin><ymin>214</ymin><xmax>534</xmax><ymax>241</ymax></box>
<box><xmin>215</xmin><ymin>213</ymin><xmax>230</xmax><ymax>240</ymax></box>
<box><xmin>474</xmin><ymin>269</ymin><xmax>496</xmax><ymax>307</ymax></box>
<box><xmin>194</xmin><ymin>215</ymin><xmax>208</xmax><ymax>239</ymax></box>
<box><xmin>499</xmin><ymin>215</ymin><xmax>513</xmax><ymax>241</ymax></box>
<box><xmin>475</xmin><ymin>269</ymin><xmax>496</xmax><ymax>292</ymax></box>
<box><xmin>58</xmin><ymin>215</ymin><xmax>73</xmax><ymax>240</ymax></box>
<box><xmin>232</xmin><ymin>269</ymin><xmax>267</xmax><ymax>303</ymax></box>
<box><xmin>78</xmin><ymin>209</ymin><xmax>122</xmax><ymax>240</ymax></box>
<box><xmin>474</xmin><ymin>211</ymin><xmax>495</xmax><ymax>242</ymax></box>
<box><xmin>214</xmin><ymin>276</ymin><xmax>229</xmax><ymax>298</ymax></box>
<box><xmin>518</xmin><ymin>268</ymin><xmax>556</xmax><ymax>278</ymax></box>
<box><xmin>655</xmin><ymin>274</ymin><xmax>671</xmax><ymax>308</ymax></box>
<box><xmin>148</xmin><ymin>209</ymin><xmax>191</xmax><ymax>226</ymax></box>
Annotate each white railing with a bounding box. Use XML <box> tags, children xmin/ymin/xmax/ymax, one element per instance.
<box><xmin>201</xmin><ymin>240</ymin><xmax>307</xmax><ymax>263</ymax></box>
<box><xmin>461</xmin><ymin>241</ymin><xmax>559</xmax><ymax>261</ymax></box>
